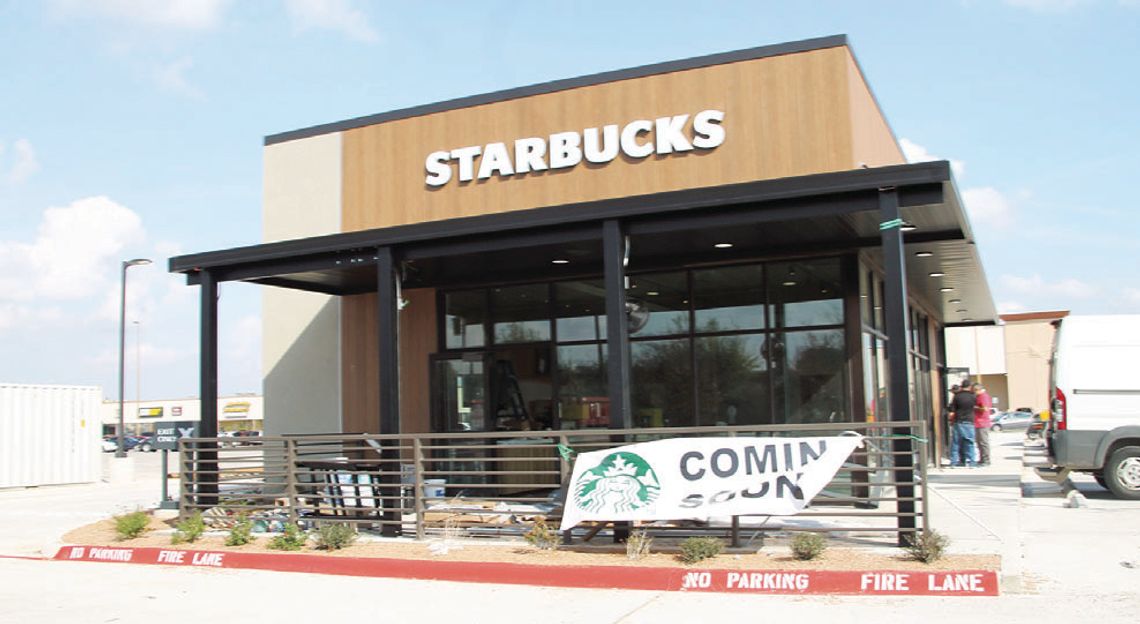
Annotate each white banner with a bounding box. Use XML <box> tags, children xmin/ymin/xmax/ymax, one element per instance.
<box><xmin>559</xmin><ymin>435</ymin><xmax>863</xmax><ymax>531</ymax></box>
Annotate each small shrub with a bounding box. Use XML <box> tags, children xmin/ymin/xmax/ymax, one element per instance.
<box><xmin>267</xmin><ymin>523</ymin><xmax>307</xmax><ymax>551</ymax></box>
<box><xmin>225</xmin><ymin>516</ymin><xmax>254</xmax><ymax>547</ymax></box>
<box><xmin>790</xmin><ymin>532</ymin><xmax>828</xmax><ymax>561</ymax></box>
<box><xmin>314</xmin><ymin>523</ymin><xmax>357</xmax><ymax>551</ymax></box>
<box><xmin>679</xmin><ymin>536</ymin><xmax>723</xmax><ymax>564</ymax></box>
<box><xmin>905</xmin><ymin>530</ymin><xmax>949</xmax><ymax>563</ymax></box>
<box><xmin>626</xmin><ymin>529</ymin><xmax>653</xmax><ymax>560</ymax></box>
<box><xmin>172</xmin><ymin>512</ymin><xmax>206</xmax><ymax>544</ymax></box>
<box><xmin>113</xmin><ymin>510</ymin><xmax>150</xmax><ymax>540</ymax></box>
<box><xmin>524</xmin><ymin>517</ymin><xmax>559</xmax><ymax>551</ymax></box>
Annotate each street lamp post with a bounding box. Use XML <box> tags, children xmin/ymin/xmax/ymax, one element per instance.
<box><xmin>117</xmin><ymin>258</ymin><xmax>152</xmax><ymax>458</ymax></box>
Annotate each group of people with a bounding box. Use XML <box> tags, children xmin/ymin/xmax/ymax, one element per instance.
<box><xmin>947</xmin><ymin>380</ymin><xmax>993</xmax><ymax>468</ymax></box>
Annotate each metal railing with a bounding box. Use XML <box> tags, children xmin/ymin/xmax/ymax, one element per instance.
<box><xmin>178</xmin><ymin>421</ymin><xmax>928</xmax><ymax>547</ymax></box>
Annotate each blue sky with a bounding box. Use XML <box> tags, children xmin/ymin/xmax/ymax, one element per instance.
<box><xmin>1</xmin><ymin>0</ymin><xmax>1138</xmax><ymax>400</ymax></box>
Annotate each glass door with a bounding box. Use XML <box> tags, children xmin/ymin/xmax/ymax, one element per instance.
<box><xmin>433</xmin><ymin>356</ymin><xmax>486</xmax><ymax>433</ymax></box>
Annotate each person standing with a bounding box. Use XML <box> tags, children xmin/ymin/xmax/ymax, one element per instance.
<box><xmin>948</xmin><ymin>382</ymin><xmax>978</xmax><ymax>467</ymax></box>
<box><xmin>974</xmin><ymin>383</ymin><xmax>993</xmax><ymax>466</ymax></box>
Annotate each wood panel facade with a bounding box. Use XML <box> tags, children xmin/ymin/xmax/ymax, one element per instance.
<box><xmin>341</xmin><ymin>289</ymin><xmax>436</xmax><ymax>435</ymax></box>
<box><xmin>341</xmin><ymin>45</ymin><xmax>902</xmax><ymax>232</ymax></box>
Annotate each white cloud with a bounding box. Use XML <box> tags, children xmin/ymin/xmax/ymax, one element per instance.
<box><xmin>154</xmin><ymin>57</ymin><xmax>205</xmax><ymax>100</ymax></box>
<box><xmin>962</xmin><ymin>186</ymin><xmax>1016</xmax><ymax>230</ymax></box>
<box><xmin>899</xmin><ymin>138</ymin><xmax>965</xmax><ymax>178</ymax></box>
<box><xmin>1</xmin><ymin>139</ymin><xmax>41</xmax><ymax>185</ymax></box>
<box><xmin>285</xmin><ymin>0</ymin><xmax>379</xmax><ymax>43</ymax></box>
<box><xmin>0</xmin><ymin>196</ymin><xmax>146</xmax><ymax>305</ymax></box>
<box><xmin>1122</xmin><ymin>288</ymin><xmax>1140</xmax><ymax>306</ymax></box>
<box><xmin>1000</xmin><ymin>273</ymin><xmax>1099</xmax><ymax>299</ymax></box>
<box><xmin>50</xmin><ymin>0</ymin><xmax>231</xmax><ymax>30</ymax></box>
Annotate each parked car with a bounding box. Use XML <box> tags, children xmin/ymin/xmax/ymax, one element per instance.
<box><xmin>134</xmin><ymin>434</ymin><xmax>156</xmax><ymax>452</ymax></box>
<box><xmin>231</xmin><ymin>430</ymin><xmax>262</xmax><ymax>446</ymax></box>
<box><xmin>101</xmin><ymin>435</ymin><xmax>142</xmax><ymax>452</ymax></box>
<box><xmin>991</xmin><ymin>411</ymin><xmax>1036</xmax><ymax>432</ymax></box>
<box><xmin>1045</xmin><ymin>314</ymin><xmax>1140</xmax><ymax>500</ymax></box>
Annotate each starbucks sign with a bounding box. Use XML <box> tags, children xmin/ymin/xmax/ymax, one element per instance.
<box><xmin>560</xmin><ymin>435</ymin><xmax>863</xmax><ymax>531</ymax></box>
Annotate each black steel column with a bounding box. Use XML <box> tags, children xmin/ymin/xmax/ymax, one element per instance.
<box><xmin>376</xmin><ymin>246</ymin><xmax>401</xmax><ymax>535</ymax></box>
<box><xmin>879</xmin><ymin>188</ymin><xmax>916</xmax><ymax>545</ymax></box>
<box><xmin>377</xmin><ymin>246</ymin><xmax>400</xmax><ymax>435</ymax></box>
<box><xmin>603</xmin><ymin>220</ymin><xmax>632</xmax><ymax>543</ymax></box>
<box><xmin>603</xmin><ymin>220</ymin><xmax>631</xmax><ymax>430</ymax></box>
<box><xmin>198</xmin><ymin>269</ymin><xmax>219</xmax><ymax>505</ymax></box>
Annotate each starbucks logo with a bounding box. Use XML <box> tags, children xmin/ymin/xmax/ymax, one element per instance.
<box><xmin>573</xmin><ymin>451</ymin><xmax>661</xmax><ymax>514</ymax></box>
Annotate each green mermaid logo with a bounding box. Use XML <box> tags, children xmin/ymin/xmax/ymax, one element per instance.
<box><xmin>573</xmin><ymin>451</ymin><xmax>661</xmax><ymax>514</ymax></box>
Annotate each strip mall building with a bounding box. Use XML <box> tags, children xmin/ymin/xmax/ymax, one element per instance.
<box><xmin>171</xmin><ymin>35</ymin><xmax>997</xmax><ymax>463</ymax></box>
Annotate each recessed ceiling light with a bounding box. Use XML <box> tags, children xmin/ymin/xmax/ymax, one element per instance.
<box><xmin>963</xmin><ymin>318</ymin><xmax>974</xmax><ymax>322</ymax></box>
<box><xmin>551</xmin><ymin>259</ymin><xmax>569</xmax><ymax>265</ymax></box>
<box><xmin>940</xmin><ymin>287</ymin><xmax>954</xmax><ymax>292</ymax></box>
<box><xmin>956</xmin><ymin>309</ymin><xmax>968</xmax><ymax>313</ymax></box>
<box><xmin>782</xmin><ymin>281</ymin><xmax>797</xmax><ymax>287</ymax></box>
<box><xmin>901</xmin><ymin>222</ymin><xmax>918</xmax><ymax>232</ymax></box>
<box><xmin>646</xmin><ymin>291</ymin><xmax>659</xmax><ymax>296</ymax></box>
<box><xmin>714</xmin><ymin>242</ymin><xmax>734</xmax><ymax>249</ymax></box>
<box><xmin>929</xmin><ymin>272</ymin><xmax>945</xmax><ymax>278</ymax></box>
<box><xmin>948</xmin><ymin>299</ymin><xmax>961</xmax><ymax>304</ymax></box>
<box><xmin>915</xmin><ymin>251</ymin><xmax>934</xmax><ymax>258</ymax></box>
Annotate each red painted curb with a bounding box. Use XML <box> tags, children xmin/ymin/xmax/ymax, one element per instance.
<box><xmin>51</xmin><ymin>545</ymin><xmax>999</xmax><ymax>596</ymax></box>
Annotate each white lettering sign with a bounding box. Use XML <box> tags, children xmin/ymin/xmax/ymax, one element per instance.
<box><xmin>424</xmin><ymin>109</ymin><xmax>726</xmax><ymax>187</ymax></box>
<box><xmin>559</xmin><ymin>435</ymin><xmax>862</xmax><ymax>531</ymax></box>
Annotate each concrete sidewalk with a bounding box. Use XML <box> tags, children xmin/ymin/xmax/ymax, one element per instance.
<box><xmin>925</xmin><ymin>430</ymin><xmax>1140</xmax><ymax>597</ymax></box>
<box><xmin>924</xmin><ymin>431</ymin><xmax>1029</xmax><ymax>589</ymax></box>
<box><xmin>0</xmin><ymin>453</ymin><xmax>164</xmax><ymax>557</ymax></box>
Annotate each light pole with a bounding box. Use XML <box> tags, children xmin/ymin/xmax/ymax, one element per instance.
<box><xmin>117</xmin><ymin>258</ymin><xmax>152</xmax><ymax>458</ymax></box>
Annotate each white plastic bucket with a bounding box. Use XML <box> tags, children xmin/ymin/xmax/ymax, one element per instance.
<box><xmin>423</xmin><ymin>478</ymin><xmax>446</xmax><ymax>499</ymax></box>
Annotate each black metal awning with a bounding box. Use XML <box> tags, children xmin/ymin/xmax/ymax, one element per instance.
<box><xmin>170</xmin><ymin>161</ymin><xmax>997</xmax><ymax>326</ymax></box>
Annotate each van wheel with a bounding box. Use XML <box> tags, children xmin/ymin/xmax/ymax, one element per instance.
<box><xmin>1105</xmin><ymin>447</ymin><xmax>1140</xmax><ymax>500</ymax></box>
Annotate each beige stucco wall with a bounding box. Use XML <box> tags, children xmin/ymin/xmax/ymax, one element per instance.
<box><xmin>1003</xmin><ymin>320</ymin><xmax>1056</xmax><ymax>413</ymax></box>
<box><xmin>946</xmin><ymin>326</ymin><xmax>1006</xmax><ymax>376</ymax></box>
<box><xmin>262</xmin><ymin>133</ymin><xmax>343</xmax><ymax>435</ymax></box>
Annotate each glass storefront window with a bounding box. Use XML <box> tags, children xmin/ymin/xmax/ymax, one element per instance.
<box><xmin>860</xmin><ymin>268</ymin><xmax>873</xmax><ymax>330</ymax></box>
<box><xmin>555</xmin><ymin>280</ymin><xmax>607</xmax><ymax>342</ymax></box>
<box><xmin>875</xmin><ymin>337</ymin><xmax>890</xmax><ymax>421</ymax></box>
<box><xmin>773</xmin><ymin>329</ymin><xmax>846</xmax><ymax>424</ymax></box>
<box><xmin>492</xmin><ymin>284</ymin><xmax>551</xmax><ymax>344</ymax></box>
<box><xmin>631</xmin><ymin>338</ymin><xmax>692</xmax><ymax>427</ymax></box>
<box><xmin>444</xmin><ymin>290</ymin><xmax>486</xmax><ymax>349</ymax></box>
<box><xmin>861</xmin><ymin>333</ymin><xmax>877</xmax><ymax>422</ymax></box>
<box><xmin>693</xmin><ymin>265</ymin><xmax>766</xmax><ymax>332</ymax></box>
<box><xmin>696</xmin><ymin>334</ymin><xmax>769</xmax><ymax>426</ymax></box>
<box><xmin>768</xmin><ymin>259</ymin><xmax>843</xmax><ymax>328</ymax></box>
<box><xmin>873</xmin><ymin>278</ymin><xmax>884</xmax><ymax>331</ymax></box>
<box><xmin>556</xmin><ymin>344</ymin><xmax>607</xmax><ymax>429</ymax></box>
<box><xmin>628</xmin><ymin>272</ymin><xmax>689</xmax><ymax>337</ymax></box>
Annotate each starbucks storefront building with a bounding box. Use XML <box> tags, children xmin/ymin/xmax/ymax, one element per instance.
<box><xmin>171</xmin><ymin>34</ymin><xmax>995</xmax><ymax>475</ymax></box>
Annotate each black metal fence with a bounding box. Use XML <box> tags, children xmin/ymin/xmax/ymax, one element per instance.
<box><xmin>178</xmin><ymin>421</ymin><xmax>928</xmax><ymax>547</ymax></box>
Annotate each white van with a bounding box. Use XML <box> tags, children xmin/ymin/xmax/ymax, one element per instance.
<box><xmin>1046</xmin><ymin>315</ymin><xmax>1140</xmax><ymax>499</ymax></box>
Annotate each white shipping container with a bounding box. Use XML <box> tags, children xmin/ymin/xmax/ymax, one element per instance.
<box><xmin>0</xmin><ymin>384</ymin><xmax>102</xmax><ymax>488</ymax></box>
